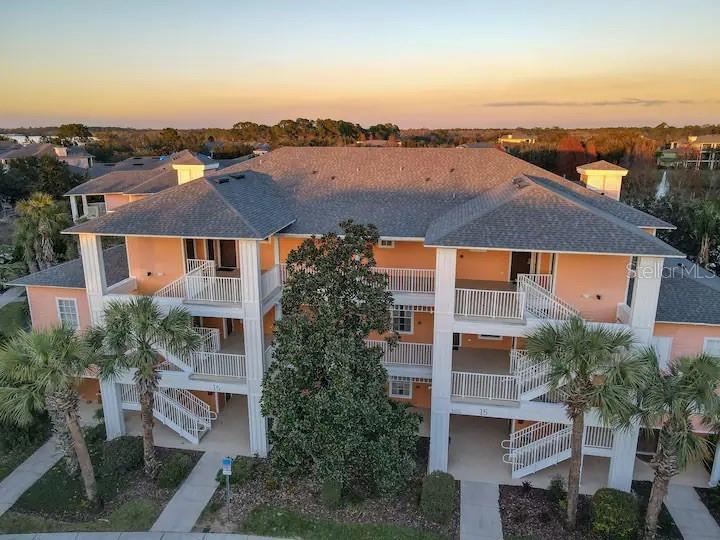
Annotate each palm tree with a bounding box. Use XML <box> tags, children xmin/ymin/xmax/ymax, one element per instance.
<box><xmin>0</xmin><ymin>325</ymin><xmax>98</xmax><ymax>502</ymax></box>
<box><xmin>15</xmin><ymin>192</ymin><xmax>69</xmax><ymax>272</ymax></box>
<box><xmin>89</xmin><ymin>297</ymin><xmax>199</xmax><ymax>477</ymax></box>
<box><xmin>688</xmin><ymin>199</ymin><xmax>719</xmax><ymax>267</ymax></box>
<box><xmin>635</xmin><ymin>350</ymin><xmax>720</xmax><ymax>540</ymax></box>
<box><xmin>526</xmin><ymin>317</ymin><xmax>644</xmax><ymax>528</ymax></box>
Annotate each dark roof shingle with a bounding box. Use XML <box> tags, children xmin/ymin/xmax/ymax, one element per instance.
<box><xmin>656</xmin><ymin>259</ymin><xmax>720</xmax><ymax>325</ymax></box>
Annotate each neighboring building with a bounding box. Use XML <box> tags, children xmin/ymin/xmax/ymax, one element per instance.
<box><xmin>497</xmin><ymin>133</ymin><xmax>536</xmax><ymax>145</ymax></box>
<box><xmin>10</xmin><ymin>146</ymin><xmax>720</xmax><ymax>491</ymax></box>
<box><xmin>658</xmin><ymin>134</ymin><xmax>720</xmax><ymax>170</ymax></box>
<box><xmin>1</xmin><ymin>134</ymin><xmax>44</xmax><ymax>145</ymax></box>
<box><xmin>576</xmin><ymin>160</ymin><xmax>629</xmax><ymax>201</ymax></box>
<box><xmin>65</xmin><ymin>150</ymin><xmax>250</xmax><ymax>221</ymax></box>
<box><xmin>0</xmin><ymin>143</ymin><xmax>94</xmax><ymax>169</ymax></box>
<box><xmin>355</xmin><ymin>139</ymin><xmax>402</xmax><ymax>147</ymax></box>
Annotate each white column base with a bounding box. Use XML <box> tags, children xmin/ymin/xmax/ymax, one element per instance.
<box><xmin>709</xmin><ymin>443</ymin><xmax>720</xmax><ymax>487</ymax></box>
<box><xmin>100</xmin><ymin>380</ymin><xmax>126</xmax><ymax>440</ymax></box>
<box><xmin>607</xmin><ymin>423</ymin><xmax>639</xmax><ymax>492</ymax></box>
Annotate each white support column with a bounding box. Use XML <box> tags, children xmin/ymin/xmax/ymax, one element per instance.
<box><xmin>81</xmin><ymin>195</ymin><xmax>89</xmax><ymax>217</ymax></box>
<box><xmin>607</xmin><ymin>256</ymin><xmax>663</xmax><ymax>491</ymax></box>
<box><xmin>79</xmin><ymin>234</ymin><xmax>126</xmax><ymax>438</ymax></box>
<box><xmin>99</xmin><ymin>379</ymin><xmax>126</xmax><ymax>439</ymax></box>
<box><xmin>70</xmin><ymin>196</ymin><xmax>79</xmax><ymax>222</ymax></box>
<box><xmin>710</xmin><ymin>443</ymin><xmax>720</xmax><ymax>487</ymax></box>
<box><xmin>429</xmin><ymin>248</ymin><xmax>457</xmax><ymax>472</ymax></box>
<box><xmin>608</xmin><ymin>422</ymin><xmax>640</xmax><ymax>491</ymax></box>
<box><xmin>238</xmin><ymin>239</ymin><xmax>268</xmax><ymax>457</ymax></box>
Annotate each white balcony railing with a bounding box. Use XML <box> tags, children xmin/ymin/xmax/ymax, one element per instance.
<box><xmin>261</xmin><ymin>265</ymin><xmax>283</xmax><ymax>298</ymax></box>
<box><xmin>519</xmin><ymin>273</ymin><xmax>553</xmax><ymax>291</ymax></box>
<box><xmin>584</xmin><ymin>425</ymin><xmax>614</xmax><ymax>450</ymax></box>
<box><xmin>451</xmin><ymin>371</ymin><xmax>519</xmax><ymax>401</ymax></box>
<box><xmin>85</xmin><ymin>202</ymin><xmax>106</xmax><ymax>219</ymax></box>
<box><xmin>155</xmin><ymin>259</ymin><xmax>242</xmax><ymax>304</ymax></box>
<box><xmin>187</xmin><ymin>351</ymin><xmax>246</xmax><ymax>378</ymax></box>
<box><xmin>372</xmin><ymin>267</ymin><xmax>435</xmax><ymax>294</ymax></box>
<box><xmin>454</xmin><ymin>288</ymin><xmax>526</xmax><ymax>320</ymax></box>
<box><xmin>365</xmin><ymin>339</ymin><xmax>433</xmax><ymax>366</ymax></box>
<box><xmin>516</xmin><ymin>274</ymin><xmax>578</xmax><ymax>321</ymax></box>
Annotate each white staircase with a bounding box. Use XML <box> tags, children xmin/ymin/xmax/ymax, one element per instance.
<box><xmin>510</xmin><ymin>349</ymin><xmax>552</xmax><ymax>401</ymax></box>
<box><xmin>119</xmin><ymin>384</ymin><xmax>217</xmax><ymax>445</ymax></box>
<box><xmin>516</xmin><ymin>274</ymin><xmax>579</xmax><ymax>321</ymax></box>
<box><xmin>501</xmin><ymin>421</ymin><xmax>614</xmax><ymax>479</ymax></box>
<box><xmin>160</xmin><ymin>326</ymin><xmax>247</xmax><ymax>379</ymax></box>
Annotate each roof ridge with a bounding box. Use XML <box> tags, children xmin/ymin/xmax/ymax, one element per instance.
<box><xmin>203</xmin><ymin>175</ymin><xmax>263</xmax><ymax>238</ymax></box>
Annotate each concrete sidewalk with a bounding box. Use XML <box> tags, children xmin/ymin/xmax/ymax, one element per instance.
<box><xmin>665</xmin><ymin>484</ymin><xmax>720</xmax><ymax>540</ymax></box>
<box><xmin>460</xmin><ymin>481</ymin><xmax>504</xmax><ymax>540</ymax></box>
<box><xmin>151</xmin><ymin>451</ymin><xmax>223</xmax><ymax>533</ymax></box>
<box><xmin>0</xmin><ymin>534</ymin><xmax>283</xmax><ymax>539</ymax></box>
<box><xmin>0</xmin><ymin>439</ymin><xmax>62</xmax><ymax>517</ymax></box>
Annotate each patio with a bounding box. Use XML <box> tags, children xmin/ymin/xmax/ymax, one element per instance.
<box><xmin>452</xmin><ymin>347</ymin><xmax>511</xmax><ymax>375</ymax></box>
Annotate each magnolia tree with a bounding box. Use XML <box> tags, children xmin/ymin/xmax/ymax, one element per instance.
<box><xmin>261</xmin><ymin>220</ymin><xmax>419</xmax><ymax>495</ymax></box>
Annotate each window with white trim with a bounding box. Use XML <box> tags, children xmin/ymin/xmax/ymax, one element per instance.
<box><xmin>478</xmin><ymin>334</ymin><xmax>503</xmax><ymax>340</ymax></box>
<box><xmin>392</xmin><ymin>305</ymin><xmax>413</xmax><ymax>334</ymax></box>
<box><xmin>704</xmin><ymin>338</ymin><xmax>720</xmax><ymax>358</ymax></box>
<box><xmin>389</xmin><ymin>377</ymin><xmax>412</xmax><ymax>399</ymax></box>
<box><xmin>57</xmin><ymin>298</ymin><xmax>80</xmax><ymax>330</ymax></box>
<box><xmin>379</xmin><ymin>239</ymin><xmax>395</xmax><ymax>248</ymax></box>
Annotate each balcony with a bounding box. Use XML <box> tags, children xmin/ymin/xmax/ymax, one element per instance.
<box><xmin>154</xmin><ymin>259</ymin><xmax>242</xmax><ymax>305</ymax></box>
<box><xmin>365</xmin><ymin>339</ymin><xmax>433</xmax><ymax>367</ymax></box>
<box><xmin>454</xmin><ymin>274</ymin><xmax>578</xmax><ymax>323</ymax></box>
<box><xmin>450</xmin><ymin>348</ymin><xmax>551</xmax><ymax>403</ymax></box>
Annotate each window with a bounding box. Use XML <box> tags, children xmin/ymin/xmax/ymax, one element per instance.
<box><xmin>379</xmin><ymin>239</ymin><xmax>395</xmax><ymax>248</ymax></box>
<box><xmin>389</xmin><ymin>377</ymin><xmax>412</xmax><ymax>399</ymax></box>
<box><xmin>57</xmin><ymin>298</ymin><xmax>80</xmax><ymax>330</ymax></box>
<box><xmin>704</xmin><ymin>338</ymin><xmax>720</xmax><ymax>358</ymax></box>
<box><xmin>392</xmin><ymin>305</ymin><xmax>413</xmax><ymax>334</ymax></box>
<box><xmin>452</xmin><ymin>332</ymin><xmax>461</xmax><ymax>350</ymax></box>
<box><xmin>478</xmin><ymin>334</ymin><xmax>503</xmax><ymax>340</ymax></box>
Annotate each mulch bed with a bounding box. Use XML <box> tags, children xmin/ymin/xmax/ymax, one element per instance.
<box><xmin>696</xmin><ymin>487</ymin><xmax>720</xmax><ymax>527</ymax></box>
<box><xmin>9</xmin><ymin>444</ymin><xmax>201</xmax><ymax>524</ymax></box>
<box><xmin>500</xmin><ymin>482</ymin><xmax>683</xmax><ymax>540</ymax></box>
<box><xmin>195</xmin><ymin>438</ymin><xmax>460</xmax><ymax>539</ymax></box>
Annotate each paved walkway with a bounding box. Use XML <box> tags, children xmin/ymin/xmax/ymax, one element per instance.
<box><xmin>151</xmin><ymin>451</ymin><xmax>224</xmax><ymax>533</ymax></box>
<box><xmin>0</xmin><ymin>287</ymin><xmax>24</xmax><ymax>309</ymax></box>
<box><xmin>0</xmin><ymin>534</ymin><xmax>283</xmax><ymax>539</ymax></box>
<box><xmin>0</xmin><ymin>439</ymin><xmax>62</xmax><ymax>517</ymax></box>
<box><xmin>460</xmin><ymin>481</ymin><xmax>504</xmax><ymax>540</ymax></box>
<box><xmin>665</xmin><ymin>484</ymin><xmax>720</xmax><ymax>540</ymax></box>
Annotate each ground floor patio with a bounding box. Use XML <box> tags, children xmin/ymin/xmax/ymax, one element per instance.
<box><xmin>444</xmin><ymin>414</ymin><xmax>711</xmax><ymax>492</ymax></box>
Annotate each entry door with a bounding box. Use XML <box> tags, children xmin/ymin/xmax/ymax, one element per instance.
<box><xmin>225</xmin><ymin>318</ymin><xmax>233</xmax><ymax>337</ymax></box>
<box><xmin>206</xmin><ymin>239</ymin><xmax>216</xmax><ymax>263</ymax></box>
<box><xmin>219</xmin><ymin>240</ymin><xmax>237</xmax><ymax>269</ymax></box>
<box><xmin>510</xmin><ymin>251</ymin><xmax>532</xmax><ymax>281</ymax></box>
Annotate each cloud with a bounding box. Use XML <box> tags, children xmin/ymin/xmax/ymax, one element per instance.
<box><xmin>484</xmin><ymin>98</ymin><xmax>698</xmax><ymax>108</ymax></box>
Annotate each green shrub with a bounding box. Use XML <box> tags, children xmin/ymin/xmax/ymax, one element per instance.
<box><xmin>108</xmin><ymin>499</ymin><xmax>159</xmax><ymax>530</ymax></box>
<box><xmin>83</xmin><ymin>422</ymin><xmax>107</xmax><ymax>451</ymax></box>
<box><xmin>320</xmin><ymin>477</ymin><xmax>343</xmax><ymax>509</ymax></box>
<box><xmin>99</xmin><ymin>436</ymin><xmax>143</xmax><ymax>477</ymax></box>
<box><xmin>215</xmin><ymin>456</ymin><xmax>256</xmax><ymax>486</ymax></box>
<box><xmin>420</xmin><ymin>471</ymin><xmax>456</xmax><ymax>524</ymax></box>
<box><xmin>548</xmin><ymin>474</ymin><xmax>566</xmax><ymax>503</ymax></box>
<box><xmin>157</xmin><ymin>453</ymin><xmax>193</xmax><ymax>488</ymax></box>
<box><xmin>591</xmin><ymin>488</ymin><xmax>639</xmax><ymax>540</ymax></box>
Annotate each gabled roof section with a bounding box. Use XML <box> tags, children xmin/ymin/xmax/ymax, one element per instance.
<box><xmin>66</xmin><ymin>156</ymin><xmax>168</xmax><ymax>195</ymax></box>
<box><xmin>577</xmin><ymin>160</ymin><xmax>628</xmax><ymax>172</ymax></box>
<box><xmin>64</xmin><ymin>172</ymin><xmax>296</xmax><ymax>240</ymax></box>
<box><xmin>656</xmin><ymin>259</ymin><xmax>720</xmax><ymax>325</ymax></box>
<box><xmin>168</xmin><ymin>149</ymin><xmax>216</xmax><ymax>166</ymax></box>
<box><xmin>425</xmin><ymin>175</ymin><xmax>683</xmax><ymax>257</ymax></box>
<box><xmin>8</xmin><ymin>245</ymin><xmax>128</xmax><ymax>289</ymax></box>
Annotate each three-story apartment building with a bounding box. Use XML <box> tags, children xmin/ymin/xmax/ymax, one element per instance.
<box><xmin>11</xmin><ymin>147</ymin><xmax>720</xmax><ymax>491</ymax></box>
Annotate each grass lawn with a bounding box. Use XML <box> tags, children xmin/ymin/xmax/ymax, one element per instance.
<box><xmin>0</xmin><ymin>440</ymin><xmax>46</xmax><ymax>483</ymax></box>
<box><xmin>239</xmin><ymin>505</ymin><xmax>444</xmax><ymax>540</ymax></box>
<box><xmin>696</xmin><ymin>486</ymin><xmax>720</xmax><ymax>527</ymax></box>
<box><xmin>0</xmin><ymin>431</ymin><xmax>200</xmax><ymax>534</ymax></box>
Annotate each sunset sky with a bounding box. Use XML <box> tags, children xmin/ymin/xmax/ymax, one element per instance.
<box><xmin>1</xmin><ymin>0</ymin><xmax>719</xmax><ymax>129</ymax></box>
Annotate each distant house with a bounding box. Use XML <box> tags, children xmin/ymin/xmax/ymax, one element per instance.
<box><xmin>1</xmin><ymin>133</ymin><xmax>44</xmax><ymax>145</ymax></box>
<box><xmin>457</xmin><ymin>142</ymin><xmax>494</xmax><ymax>149</ymax></box>
<box><xmin>0</xmin><ymin>143</ymin><xmax>94</xmax><ymax>169</ymax></box>
<box><xmin>355</xmin><ymin>139</ymin><xmax>402</xmax><ymax>147</ymax></box>
<box><xmin>497</xmin><ymin>133</ymin><xmax>536</xmax><ymax>145</ymax></box>
<box><xmin>253</xmin><ymin>143</ymin><xmax>271</xmax><ymax>156</ymax></box>
<box><xmin>659</xmin><ymin>135</ymin><xmax>720</xmax><ymax>170</ymax></box>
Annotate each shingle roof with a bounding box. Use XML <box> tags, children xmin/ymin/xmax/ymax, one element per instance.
<box><xmin>0</xmin><ymin>143</ymin><xmax>57</xmax><ymax>160</ymax></box>
<box><xmin>169</xmin><ymin>149</ymin><xmax>216</xmax><ymax>166</ymax></box>
<box><xmin>577</xmin><ymin>160</ymin><xmax>628</xmax><ymax>172</ymax></box>
<box><xmin>425</xmin><ymin>175</ymin><xmax>682</xmax><ymax>256</ymax></box>
<box><xmin>66</xmin><ymin>156</ymin><xmax>168</xmax><ymax>195</ymax></box>
<box><xmin>8</xmin><ymin>245</ymin><xmax>128</xmax><ymax>289</ymax></box>
<box><xmin>656</xmin><ymin>259</ymin><xmax>720</xmax><ymax>325</ymax></box>
<box><xmin>62</xmin><ymin>147</ymin><xmax>679</xmax><ymax>256</ymax></box>
<box><xmin>65</xmin><ymin>172</ymin><xmax>296</xmax><ymax>240</ymax></box>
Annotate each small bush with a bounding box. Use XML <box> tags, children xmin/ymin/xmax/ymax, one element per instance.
<box><xmin>591</xmin><ymin>487</ymin><xmax>639</xmax><ymax>540</ymax></box>
<box><xmin>83</xmin><ymin>422</ymin><xmax>107</xmax><ymax>450</ymax></box>
<box><xmin>99</xmin><ymin>436</ymin><xmax>143</xmax><ymax>477</ymax></box>
<box><xmin>548</xmin><ymin>474</ymin><xmax>566</xmax><ymax>503</ymax></box>
<box><xmin>157</xmin><ymin>453</ymin><xmax>193</xmax><ymax>489</ymax></box>
<box><xmin>420</xmin><ymin>471</ymin><xmax>456</xmax><ymax>524</ymax></box>
<box><xmin>320</xmin><ymin>477</ymin><xmax>343</xmax><ymax>509</ymax></box>
<box><xmin>521</xmin><ymin>480</ymin><xmax>532</xmax><ymax>494</ymax></box>
<box><xmin>215</xmin><ymin>456</ymin><xmax>256</xmax><ymax>486</ymax></box>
